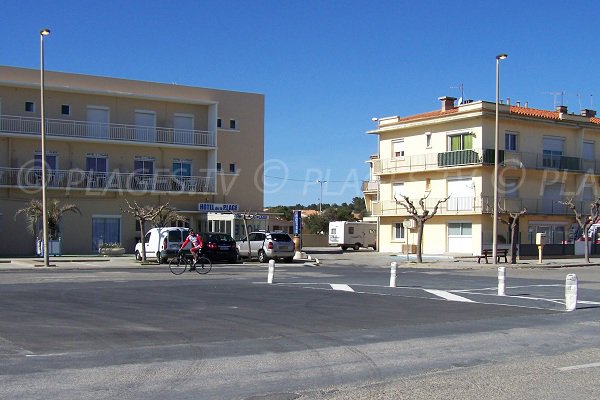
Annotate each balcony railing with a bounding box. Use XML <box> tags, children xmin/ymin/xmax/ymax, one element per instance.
<box><xmin>370</xmin><ymin>195</ymin><xmax>582</xmax><ymax>217</ymax></box>
<box><xmin>371</xmin><ymin>148</ymin><xmax>600</xmax><ymax>175</ymax></box>
<box><xmin>0</xmin><ymin>115</ymin><xmax>215</xmax><ymax>147</ymax></box>
<box><xmin>361</xmin><ymin>180</ymin><xmax>379</xmax><ymax>192</ymax></box>
<box><xmin>0</xmin><ymin>167</ymin><xmax>215</xmax><ymax>194</ymax></box>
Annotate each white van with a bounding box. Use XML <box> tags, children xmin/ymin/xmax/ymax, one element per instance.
<box><xmin>134</xmin><ymin>227</ymin><xmax>190</xmax><ymax>264</ymax></box>
<box><xmin>328</xmin><ymin>221</ymin><xmax>377</xmax><ymax>251</ymax></box>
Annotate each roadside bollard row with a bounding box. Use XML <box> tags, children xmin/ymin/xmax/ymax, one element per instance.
<box><xmin>497</xmin><ymin>267</ymin><xmax>578</xmax><ymax>312</ymax></box>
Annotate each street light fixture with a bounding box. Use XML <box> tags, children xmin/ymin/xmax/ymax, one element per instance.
<box><xmin>316</xmin><ymin>180</ymin><xmax>327</xmax><ymax>214</ymax></box>
<box><xmin>493</xmin><ymin>53</ymin><xmax>508</xmax><ymax>265</ymax></box>
<box><xmin>40</xmin><ymin>28</ymin><xmax>50</xmax><ymax>267</ymax></box>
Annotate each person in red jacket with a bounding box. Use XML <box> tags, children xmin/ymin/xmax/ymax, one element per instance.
<box><xmin>180</xmin><ymin>229</ymin><xmax>203</xmax><ymax>269</ymax></box>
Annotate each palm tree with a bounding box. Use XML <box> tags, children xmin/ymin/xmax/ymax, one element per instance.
<box><xmin>15</xmin><ymin>199</ymin><xmax>82</xmax><ymax>240</ymax></box>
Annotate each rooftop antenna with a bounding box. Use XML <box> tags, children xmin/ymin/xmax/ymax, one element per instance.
<box><xmin>577</xmin><ymin>93</ymin><xmax>583</xmax><ymax>111</ymax></box>
<box><xmin>542</xmin><ymin>91</ymin><xmax>565</xmax><ymax>109</ymax></box>
<box><xmin>450</xmin><ymin>83</ymin><xmax>464</xmax><ymax>104</ymax></box>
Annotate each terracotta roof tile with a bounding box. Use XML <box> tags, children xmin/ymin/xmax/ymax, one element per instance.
<box><xmin>509</xmin><ymin>106</ymin><xmax>561</xmax><ymax>120</ymax></box>
<box><xmin>591</xmin><ymin>117</ymin><xmax>600</xmax><ymax>125</ymax></box>
<box><xmin>397</xmin><ymin>108</ymin><xmax>458</xmax><ymax>123</ymax></box>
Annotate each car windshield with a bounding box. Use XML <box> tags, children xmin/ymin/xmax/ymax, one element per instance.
<box><xmin>270</xmin><ymin>233</ymin><xmax>292</xmax><ymax>242</ymax></box>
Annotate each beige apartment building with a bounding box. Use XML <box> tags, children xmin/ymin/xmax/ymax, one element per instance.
<box><xmin>0</xmin><ymin>66</ymin><xmax>265</xmax><ymax>256</ymax></box>
<box><xmin>364</xmin><ymin>96</ymin><xmax>600</xmax><ymax>256</ymax></box>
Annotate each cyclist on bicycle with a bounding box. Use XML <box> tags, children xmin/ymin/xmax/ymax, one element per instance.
<box><xmin>180</xmin><ymin>229</ymin><xmax>203</xmax><ymax>270</ymax></box>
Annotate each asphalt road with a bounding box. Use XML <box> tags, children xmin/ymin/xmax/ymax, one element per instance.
<box><xmin>1</xmin><ymin>255</ymin><xmax>599</xmax><ymax>399</ymax></box>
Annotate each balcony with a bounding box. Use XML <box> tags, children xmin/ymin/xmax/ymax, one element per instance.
<box><xmin>370</xmin><ymin>195</ymin><xmax>579</xmax><ymax>217</ymax></box>
<box><xmin>371</xmin><ymin>148</ymin><xmax>599</xmax><ymax>175</ymax></box>
<box><xmin>361</xmin><ymin>180</ymin><xmax>379</xmax><ymax>193</ymax></box>
<box><xmin>0</xmin><ymin>167</ymin><xmax>215</xmax><ymax>194</ymax></box>
<box><xmin>0</xmin><ymin>115</ymin><xmax>215</xmax><ymax>147</ymax></box>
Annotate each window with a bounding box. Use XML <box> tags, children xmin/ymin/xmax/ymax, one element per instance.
<box><xmin>216</xmin><ymin>162</ymin><xmax>222</xmax><ymax>172</ymax></box>
<box><xmin>217</xmin><ymin>119</ymin><xmax>222</xmax><ymax>128</ymax></box>
<box><xmin>425</xmin><ymin>178</ymin><xmax>431</xmax><ymax>192</ymax></box>
<box><xmin>394</xmin><ymin>223</ymin><xmax>405</xmax><ymax>240</ymax></box>
<box><xmin>92</xmin><ymin>216</ymin><xmax>121</xmax><ymax>252</ymax></box>
<box><xmin>543</xmin><ymin>136</ymin><xmax>564</xmax><ymax>168</ymax></box>
<box><xmin>505</xmin><ymin>132</ymin><xmax>518</xmax><ymax>151</ymax></box>
<box><xmin>426</xmin><ymin>133</ymin><xmax>432</xmax><ymax>148</ymax></box>
<box><xmin>447</xmin><ymin>178</ymin><xmax>474</xmax><ymax>211</ymax></box>
<box><xmin>392</xmin><ymin>140</ymin><xmax>405</xmax><ymax>158</ymax></box>
<box><xmin>448</xmin><ymin>222</ymin><xmax>472</xmax><ymax>236</ymax></box>
<box><xmin>583</xmin><ymin>141</ymin><xmax>595</xmax><ymax>160</ymax></box>
<box><xmin>172</xmin><ymin>160</ymin><xmax>192</xmax><ymax>177</ymax></box>
<box><xmin>348</xmin><ymin>227</ymin><xmax>355</xmax><ymax>234</ymax></box>
<box><xmin>134</xmin><ymin>158</ymin><xmax>154</xmax><ymax>175</ymax></box>
<box><xmin>86</xmin><ymin>155</ymin><xmax>108</xmax><ymax>173</ymax></box>
<box><xmin>34</xmin><ymin>153</ymin><xmax>57</xmax><ymax>171</ymax></box>
<box><xmin>229</xmin><ymin>163</ymin><xmax>236</xmax><ymax>173</ymax></box>
<box><xmin>503</xmin><ymin>178</ymin><xmax>519</xmax><ymax>198</ymax></box>
<box><xmin>392</xmin><ymin>183</ymin><xmax>404</xmax><ymax>201</ymax></box>
<box><xmin>61</xmin><ymin>104</ymin><xmax>71</xmax><ymax>116</ymax></box>
<box><xmin>229</xmin><ymin>119</ymin><xmax>237</xmax><ymax>129</ymax></box>
<box><xmin>25</xmin><ymin>101</ymin><xmax>35</xmax><ymax>112</ymax></box>
<box><xmin>447</xmin><ymin>132</ymin><xmax>473</xmax><ymax>151</ymax></box>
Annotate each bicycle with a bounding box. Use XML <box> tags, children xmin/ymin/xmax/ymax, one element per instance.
<box><xmin>169</xmin><ymin>251</ymin><xmax>212</xmax><ymax>275</ymax></box>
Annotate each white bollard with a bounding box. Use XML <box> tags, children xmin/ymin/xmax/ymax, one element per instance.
<box><xmin>267</xmin><ymin>259</ymin><xmax>275</xmax><ymax>284</ymax></box>
<box><xmin>390</xmin><ymin>262</ymin><xmax>397</xmax><ymax>287</ymax></box>
<box><xmin>498</xmin><ymin>266</ymin><xmax>506</xmax><ymax>296</ymax></box>
<box><xmin>565</xmin><ymin>273</ymin><xmax>578</xmax><ymax>311</ymax></box>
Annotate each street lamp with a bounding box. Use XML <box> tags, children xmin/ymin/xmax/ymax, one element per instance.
<box><xmin>40</xmin><ymin>28</ymin><xmax>50</xmax><ymax>267</ymax></box>
<box><xmin>493</xmin><ymin>53</ymin><xmax>508</xmax><ymax>265</ymax></box>
<box><xmin>316</xmin><ymin>180</ymin><xmax>327</xmax><ymax>214</ymax></box>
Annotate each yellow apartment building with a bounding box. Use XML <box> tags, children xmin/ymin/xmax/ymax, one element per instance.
<box><xmin>364</xmin><ymin>96</ymin><xmax>600</xmax><ymax>257</ymax></box>
<box><xmin>0</xmin><ymin>66</ymin><xmax>265</xmax><ymax>256</ymax></box>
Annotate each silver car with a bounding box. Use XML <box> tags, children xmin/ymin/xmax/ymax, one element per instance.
<box><xmin>236</xmin><ymin>231</ymin><xmax>295</xmax><ymax>263</ymax></box>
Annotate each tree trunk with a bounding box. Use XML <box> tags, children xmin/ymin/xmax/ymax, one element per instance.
<box><xmin>584</xmin><ymin>235</ymin><xmax>590</xmax><ymax>263</ymax></box>
<box><xmin>510</xmin><ymin>222</ymin><xmax>518</xmax><ymax>264</ymax></box>
<box><xmin>416</xmin><ymin>221</ymin><xmax>424</xmax><ymax>263</ymax></box>
<box><xmin>139</xmin><ymin>219</ymin><xmax>147</xmax><ymax>262</ymax></box>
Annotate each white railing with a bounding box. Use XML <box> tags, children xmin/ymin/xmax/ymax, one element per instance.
<box><xmin>0</xmin><ymin>167</ymin><xmax>215</xmax><ymax>194</ymax></box>
<box><xmin>0</xmin><ymin>115</ymin><xmax>215</xmax><ymax>147</ymax></box>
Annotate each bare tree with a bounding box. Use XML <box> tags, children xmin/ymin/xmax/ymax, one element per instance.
<box><xmin>559</xmin><ymin>198</ymin><xmax>600</xmax><ymax>263</ymax></box>
<box><xmin>121</xmin><ymin>200</ymin><xmax>170</xmax><ymax>262</ymax></box>
<box><xmin>153</xmin><ymin>206</ymin><xmax>188</xmax><ymax>228</ymax></box>
<box><xmin>497</xmin><ymin>204</ymin><xmax>527</xmax><ymax>264</ymax></box>
<box><xmin>395</xmin><ymin>192</ymin><xmax>450</xmax><ymax>263</ymax></box>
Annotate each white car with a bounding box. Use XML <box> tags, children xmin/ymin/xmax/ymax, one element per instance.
<box><xmin>236</xmin><ymin>231</ymin><xmax>295</xmax><ymax>263</ymax></box>
<box><xmin>135</xmin><ymin>227</ymin><xmax>190</xmax><ymax>264</ymax></box>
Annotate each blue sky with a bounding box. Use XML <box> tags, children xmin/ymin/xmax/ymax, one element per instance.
<box><xmin>2</xmin><ymin>0</ymin><xmax>599</xmax><ymax>206</ymax></box>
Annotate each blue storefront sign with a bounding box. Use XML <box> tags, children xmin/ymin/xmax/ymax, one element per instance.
<box><xmin>293</xmin><ymin>210</ymin><xmax>302</xmax><ymax>236</ymax></box>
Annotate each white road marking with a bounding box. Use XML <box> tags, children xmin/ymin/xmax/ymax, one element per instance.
<box><xmin>558</xmin><ymin>362</ymin><xmax>600</xmax><ymax>371</ymax></box>
<box><xmin>424</xmin><ymin>289</ymin><xmax>475</xmax><ymax>303</ymax></box>
<box><xmin>330</xmin><ymin>284</ymin><xmax>354</xmax><ymax>292</ymax></box>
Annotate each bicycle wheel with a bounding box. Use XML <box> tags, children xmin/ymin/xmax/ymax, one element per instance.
<box><xmin>169</xmin><ymin>256</ymin><xmax>188</xmax><ymax>275</ymax></box>
<box><xmin>195</xmin><ymin>256</ymin><xmax>212</xmax><ymax>274</ymax></box>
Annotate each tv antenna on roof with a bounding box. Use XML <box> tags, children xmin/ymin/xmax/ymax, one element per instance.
<box><xmin>542</xmin><ymin>91</ymin><xmax>565</xmax><ymax>109</ymax></box>
<box><xmin>450</xmin><ymin>83</ymin><xmax>464</xmax><ymax>104</ymax></box>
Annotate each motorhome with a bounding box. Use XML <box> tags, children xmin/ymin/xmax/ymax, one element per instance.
<box><xmin>328</xmin><ymin>221</ymin><xmax>377</xmax><ymax>251</ymax></box>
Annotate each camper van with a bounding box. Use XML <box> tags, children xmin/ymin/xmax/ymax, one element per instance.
<box><xmin>328</xmin><ymin>221</ymin><xmax>377</xmax><ymax>251</ymax></box>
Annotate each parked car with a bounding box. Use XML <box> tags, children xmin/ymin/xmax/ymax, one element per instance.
<box><xmin>236</xmin><ymin>231</ymin><xmax>295</xmax><ymax>263</ymax></box>
<box><xmin>199</xmin><ymin>232</ymin><xmax>238</xmax><ymax>263</ymax></box>
<box><xmin>134</xmin><ymin>227</ymin><xmax>190</xmax><ymax>264</ymax></box>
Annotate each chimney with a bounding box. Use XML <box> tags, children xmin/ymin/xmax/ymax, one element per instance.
<box><xmin>581</xmin><ymin>109</ymin><xmax>597</xmax><ymax>118</ymax></box>
<box><xmin>556</xmin><ymin>105</ymin><xmax>568</xmax><ymax>113</ymax></box>
<box><xmin>438</xmin><ymin>96</ymin><xmax>456</xmax><ymax>111</ymax></box>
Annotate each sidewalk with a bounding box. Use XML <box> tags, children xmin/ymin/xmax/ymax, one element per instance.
<box><xmin>1</xmin><ymin>249</ymin><xmax>600</xmax><ymax>270</ymax></box>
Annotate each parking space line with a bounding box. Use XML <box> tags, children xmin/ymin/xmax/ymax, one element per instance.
<box><xmin>558</xmin><ymin>362</ymin><xmax>600</xmax><ymax>371</ymax></box>
<box><xmin>330</xmin><ymin>284</ymin><xmax>355</xmax><ymax>292</ymax></box>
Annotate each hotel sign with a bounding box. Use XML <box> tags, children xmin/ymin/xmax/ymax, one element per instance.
<box><xmin>198</xmin><ymin>203</ymin><xmax>240</xmax><ymax>212</ymax></box>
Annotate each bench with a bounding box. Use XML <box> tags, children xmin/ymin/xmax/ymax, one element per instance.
<box><xmin>477</xmin><ymin>249</ymin><xmax>508</xmax><ymax>264</ymax></box>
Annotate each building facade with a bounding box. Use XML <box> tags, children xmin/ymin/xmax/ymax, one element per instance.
<box><xmin>364</xmin><ymin>96</ymin><xmax>600</xmax><ymax>256</ymax></box>
<box><xmin>0</xmin><ymin>66</ymin><xmax>265</xmax><ymax>256</ymax></box>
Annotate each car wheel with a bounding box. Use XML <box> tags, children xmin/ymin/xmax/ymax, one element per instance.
<box><xmin>258</xmin><ymin>250</ymin><xmax>268</xmax><ymax>263</ymax></box>
<box><xmin>135</xmin><ymin>250</ymin><xmax>142</xmax><ymax>261</ymax></box>
<box><xmin>353</xmin><ymin>243</ymin><xmax>361</xmax><ymax>251</ymax></box>
<box><xmin>156</xmin><ymin>252</ymin><xmax>162</xmax><ymax>264</ymax></box>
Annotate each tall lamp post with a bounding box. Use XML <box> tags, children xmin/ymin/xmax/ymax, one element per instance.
<box><xmin>40</xmin><ymin>28</ymin><xmax>51</xmax><ymax>267</ymax></box>
<box><xmin>316</xmin><ymin>180</ymin><xmax>327</xmax><ymax>214</ymax></box>
<box><xmin>493</xmin><ymin>53</ymin><xmax>508</xmax><ymax>265</ymax></box>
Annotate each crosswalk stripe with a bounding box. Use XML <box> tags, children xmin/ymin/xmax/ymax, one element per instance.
<box><xmin>330</xmin><ymin>284</ymin><xmax>354</xmax><ymax>292</ymax></box>
<box><xmin>424</xmin><ymin>289</ymin><xmax>475</xmax><ymax>303</ymax></box>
